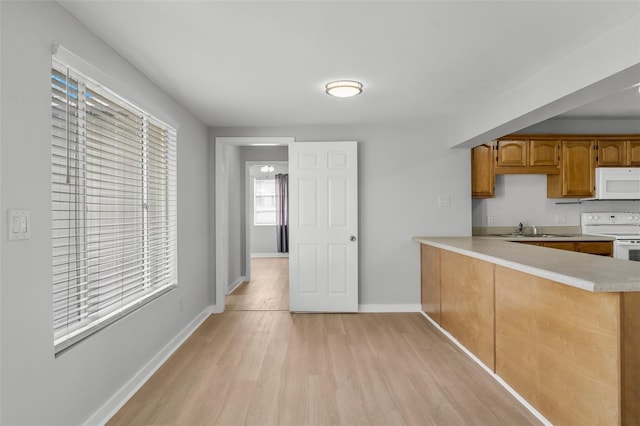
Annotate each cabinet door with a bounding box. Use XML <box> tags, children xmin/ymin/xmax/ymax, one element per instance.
<box><xmin>440</xmin><ymin>250</ymin><xmax>495</xmax><ymax>370</ymax></box>
<box><xmin>471</xmin><ymin>144</ymin><xmax>495</xmax><ymax>198</ymax></box>
<box><xmin>496</xmin><ymin>140</ymin><xmax>527</xmax><ymax>167</ymax></box>
<box><xmin>542</xmin><ymin>242</ymin><xmax>576</xmax><ymax>252</ymax></box>
<box><xmin>420</xmin><ymin>244</ymin><xmax>441</xmax><ymax>324</ymax></box>
<box><xmin>597</xmin><ymin>140</ymin><xmax>627</xmax><ymax>166</ymax></box>
<box><xmin>628</xmin><ymin>141</ymin><xmax>640</xmax><ymax>166</ymax></box>
<box><xmin>561</xmin><ymin>140</ymin><xmax>596</xmax><ymax>197</ymax></box>
<box><xmin>576</xmin><ymin>241</ymin><xmax>613</xmax><ymax>257</ymax></box>
<box><xmin>529</xmin><ymin>140</ymin><xmax>559</xmax><ymax>166</ymax></box>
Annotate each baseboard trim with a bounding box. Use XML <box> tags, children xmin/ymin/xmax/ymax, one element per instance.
<box><xmin>251</xmin><ymin>252</ymin><xmax>289</xmax><ymax>258</ymax></box>
<box><xmin>419</xmin><ymin>312</ymin><xmax>552</xmax><ymax>426</ymax></box>
<box><xmin>358</xmin><ymin>304</ymin><xmax>421</xmax><ymax>313</ymax></box>
<box><xmin>226</xmin><ymin>276</ymin><xmax>247</xmax><ymax>294</ymax></box>
<box><xmin>84</xmin><ymin>305</ymin><xmax>215</xmax><ymax>426</ymax></box>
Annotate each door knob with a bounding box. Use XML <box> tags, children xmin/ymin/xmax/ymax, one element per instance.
<box><xmin>350</xmin><ymin>235</ymin><xmax>357</xmax><ymax>242</ymax></box>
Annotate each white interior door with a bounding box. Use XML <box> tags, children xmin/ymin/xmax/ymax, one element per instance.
<box><xmin>289</xmin><ymin>141</ymin><xmax>358</xmax><ymax>312</ymax></box>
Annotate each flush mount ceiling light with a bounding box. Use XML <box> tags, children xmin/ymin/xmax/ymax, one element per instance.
<box><xmin>260</xmin><ymin>165</ymin><xmax>275</xmax><ymax>173</ymax></box>
<box><xmin>325</xmin><ymin>80</ymin><xmax>363</xmax><ymax>98</ymax></box>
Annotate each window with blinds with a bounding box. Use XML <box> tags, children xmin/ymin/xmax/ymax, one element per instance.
<box><xmin>254</xmin><ymin>178</ymin><xmax>276</xmax><ymax>226</ymax></box>
<box><xmin>51</xmin><ymin>59</ymin><xmax>177</xmax><ymax>354</ymax></box>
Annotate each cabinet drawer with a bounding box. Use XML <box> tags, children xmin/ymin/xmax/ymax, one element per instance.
<box><xmin>542</xmin><ymin>242</ymin><xmax>576</xmax><ymax>252</ymax></box>
<box><xmin>576</xmin><ymin>242</ymin><xmax>613</xmax><ymax>257</ymax></box>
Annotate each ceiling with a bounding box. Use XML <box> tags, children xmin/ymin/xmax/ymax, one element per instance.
<box><xmin>58</xmin><ymin>1</ymin><xmax>640</xmax><ymax>129</ymax></box>
<box><xmin>557</xmin><ymin>85</ymin><xmax>640</xmax><ymax>119</ymax></box>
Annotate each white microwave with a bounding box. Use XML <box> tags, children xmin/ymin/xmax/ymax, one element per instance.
<box><xmin>595</xmin><ymin>168</ymin><xmax>640</xmax><ymax>199</ymax></box>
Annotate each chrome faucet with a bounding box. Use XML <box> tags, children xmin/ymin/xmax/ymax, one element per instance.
<box><xmin>517</xmin><ymin>222</ymin><xmax>524</xmax><ymax>234</ymax></box>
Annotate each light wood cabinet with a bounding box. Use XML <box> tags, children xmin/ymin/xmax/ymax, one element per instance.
<box><xmin>496</xmin><ymin>140</ymin><xmax>527</xmax><ymax>167</ymax></box>
<box><xmin>495</xmin><ymin>266</ymin><xmax>626</xmax><ymax>426</ymax></box>
<box><xmin>596</xmin><ymin>138</ymin><xmax>640</xmax><ymax>167</ymax></box>
<box><xmin>517</xmin><ymin>240</ymin><xmax>612</xmax><ymax>256</ymax></box>
<box><xmin>471</xmin><ymin>143</ymin><xmax>495</xmax><ymax>198</ymax></box>
<box><xmin>629</xmin><ymin>141</ymin><xmax>640</xmax><ymax>165</ymax></box>
<box><xmin>547</xmin><ymin>139</ymin><xmax>596</xmax><ymax>198</ymax></box>
<box><xmin>598</xmin><ymin>139</ymin><xmax>627</xmax><ymax>166</ymax></box>
<box><xmin>529</xmin><ymin>139</ymin><xmax>560</xmax><ymax>166</ymax></box>
<box><xmin>419</xmin><ymin>242</ymin><xmax>640</xmax><ymax>425</ymax></box>
<box><xmin>542</xmin><ymin>241</ymin><xmax>577</xmax><ymax>252</ymax></box>
<box><xmin>494</xmin><ymin>137</ymin><xmax>560</xmax><ymax>174</ymax></box>
<box><xmin>471</xmin><ymin>134</ymin><xmax>640</xmax><ymax>200</ymax></box>
<box><xmin>440</xmin><ymin>250</ymin><xmax>495</xmax><ymax>370</ymax></box>
<box><xmin>576</xmin><ymin>241</ymin><xmax>613</xmax><ymax>256</ymax></box>
<box><xmin>420</xmin><ymin>244</ymin><xmax>441</xmax><ymax>324</ymax></box>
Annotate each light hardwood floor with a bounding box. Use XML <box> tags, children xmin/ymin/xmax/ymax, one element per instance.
<box><xmin>225</xmin><ymin>257</ymin><xmax>289</xmax><ymax>311</ymax></box>
<box><xmin>108</xmin><ymin>259</ymin><xmax>540</xmax><ymax>425</ymax></box>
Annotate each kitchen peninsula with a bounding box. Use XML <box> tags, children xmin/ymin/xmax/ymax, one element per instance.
<box><xmin>413</xmin><ymin>236</ymin><xmax>640</xmax><ymax>426</ymax></box>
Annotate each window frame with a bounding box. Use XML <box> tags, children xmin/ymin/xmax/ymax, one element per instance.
<box><xmin>253</xmin><ymin>177</ymin><xmax>276</xmax><ymax>226</ymax></box>
<box><xmin>51</xmin><ymin>59</ymin><xmax>178</xmax><ymax>354</ymax></box>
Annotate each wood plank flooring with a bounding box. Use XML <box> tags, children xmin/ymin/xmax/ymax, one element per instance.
<box><xmin>225</xmin><ymin>257</ymin><xmax>289</xmax><ymax>311</ymax></box>
<box><xmin>108</xmin><ymin>258</ymin><xmax>540</xmax><ymax>426</ymax></box>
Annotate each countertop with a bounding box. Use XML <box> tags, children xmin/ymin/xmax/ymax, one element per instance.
<box><xmin>413</xmin><ymin>236</ymin><xmax>640</xmax><ymax>292</ymax></box>
<box><xmin>477</xmin><ymin>234</ymin><xmax>614</xmax><ymax>242</ymax></box>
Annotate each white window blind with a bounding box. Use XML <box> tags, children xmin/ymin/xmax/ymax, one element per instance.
<box><xmin>51</xmin><ymin>59</ymin><xmax>177</xmax><ymax>354</ymax></box>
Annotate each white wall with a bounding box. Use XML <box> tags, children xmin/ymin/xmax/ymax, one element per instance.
<box><xmin>0</xmin><ymin>2</ymin><xmax>210</xmax><ymax>424</ymax></box>
<box><xmin>519</xmin><ymin>117</ymin><xmax>640</xmax><ymax>135</ymax></box>
<box><xmin>450</xmin><ymin>12</ymin><xmax>640</xmax><ymax>148</ymax></box>
<box><xmin>472</xmin><ymin>174</ymin><xmax>640</xmax><ymax>227</ymax></box>
<box><xmin>211</xmin><ymin>124</ymin><xmax>471</xmax><ymax>307</ymax></box>
<box><xmin>225</xmin><ymin>145</ymin><xmax>243</xmax><ymax>289</ymax></box>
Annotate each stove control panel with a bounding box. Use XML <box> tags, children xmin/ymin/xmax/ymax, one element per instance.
<box><xmin>581</xmin><ymin>212</ymin><xmax>640</xmax><ymax>226</ymax></box>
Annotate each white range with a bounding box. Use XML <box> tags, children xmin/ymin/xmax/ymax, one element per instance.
<box><xmin>581</xmin><ymin>212</ymin><xmax>640</xmax><ymax>261</ymax></box>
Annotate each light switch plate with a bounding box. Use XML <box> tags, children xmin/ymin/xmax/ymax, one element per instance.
<box><xmin>8</xmin><ymin>209</ymin><xmax>30</xmax><ymax>240</ymax></box>
<box><xmin>438</xmin><ymin>194</ymin><xmax>451</xmax><ymax>207</ymax></box>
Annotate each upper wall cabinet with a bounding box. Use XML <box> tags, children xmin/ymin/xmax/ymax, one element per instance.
<box><xmin>530</xmin><ymin>140</ymin><xmax>561</xmax><ymax>166</ymax></box>
<box><xmin>628</xmin><ymin>140</ymin><xmax>640</xmax><ymax>165</ymax></box>
<box><xmin>494</xmin><ymin>137</ymin><xmax>560</xmax><ymax>174</ymax></box>
<box><xmin>472</xmin><ymin>134</ymin><xmax>640</xmax><ymax>200</ymax></box>
<box><xmin>496</xmin><ymin>140</ymin><xmax>527</xmax><ymax>167</ymax></box>
<box><xmin>472</xmin><ymin>143</ymin><xmax>495</xmax><ymax>198</ymax></box>
<box><xmin>597</xmin><ymin>137</ymin><xmax>640</xmax><ymax>167</ymax></box>
<box><xmin>547</xmin><ymin>139</ymin><xmax>596</xmax><ymax>198</ymax></box>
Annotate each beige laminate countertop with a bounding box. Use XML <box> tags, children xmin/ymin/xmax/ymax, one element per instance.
<box><xmin>413</xmin><ymin>236</ymin><xmax>640</xmax><ymax>292</ymax></box>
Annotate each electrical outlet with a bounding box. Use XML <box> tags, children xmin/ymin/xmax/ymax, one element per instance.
<box><xmin>438</xmin><ymin>195</ymin><xmax>451</xmax><ymax>207</ymax></box>
<box><xmin>555</xmin><ymin>213</ymin><xmax>567</xmax><ymax>224</ymax></box>
<box><xmin>487</xmin><ymin>216</ymin><xmax>494</xmax><ymax>225</ymax></box>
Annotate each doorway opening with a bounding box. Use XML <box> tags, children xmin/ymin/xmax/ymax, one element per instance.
<box><xmin>213</xmin><ymin>137</ymin><xmax>293</xmax><ymax>313</ymax></box>
<box><xmin>226</xmin><ymin>160</ymin><xmax>290</xmax><ymax>311</ymax></box>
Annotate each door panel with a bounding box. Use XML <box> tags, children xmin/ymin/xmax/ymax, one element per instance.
<box><xmin>299</xmin><ymin>244</ymin><xmax>319</xmax><ymax>294</ymax></box>
<box><xmin>328</xmin><ymin>178</ymin><xmax>347</xmax><ymax>227</ymax></box>
<box><xmin>328</xmin><ymin>244</ymin><xmax>348</xmax><ymax>294</ymax></box>
<box><xmin>299</xmin><ymin>178</ymin><xmax>318</xmax><ymax>227</ymax></box>
<box><xmin>289</xmin><ymin>141</ymin><xmax>358</xmax><ymax>312</ymax></box>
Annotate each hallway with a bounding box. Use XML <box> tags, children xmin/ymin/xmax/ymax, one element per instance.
<box><xmin>226</xmin><ymin>257</ymin><xmax>289</xmax><ymax>311</ymax></box>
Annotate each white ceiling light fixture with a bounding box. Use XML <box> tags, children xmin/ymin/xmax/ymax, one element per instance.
<box><xmin>325</xmin><ymin>80</ymin><xmax>363</xmax><ymax>98</ymax></box>
<box><xmin>260</xmin><ymin>165</ymin><xmax>275</xmax><ymax>173</ymax></box>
